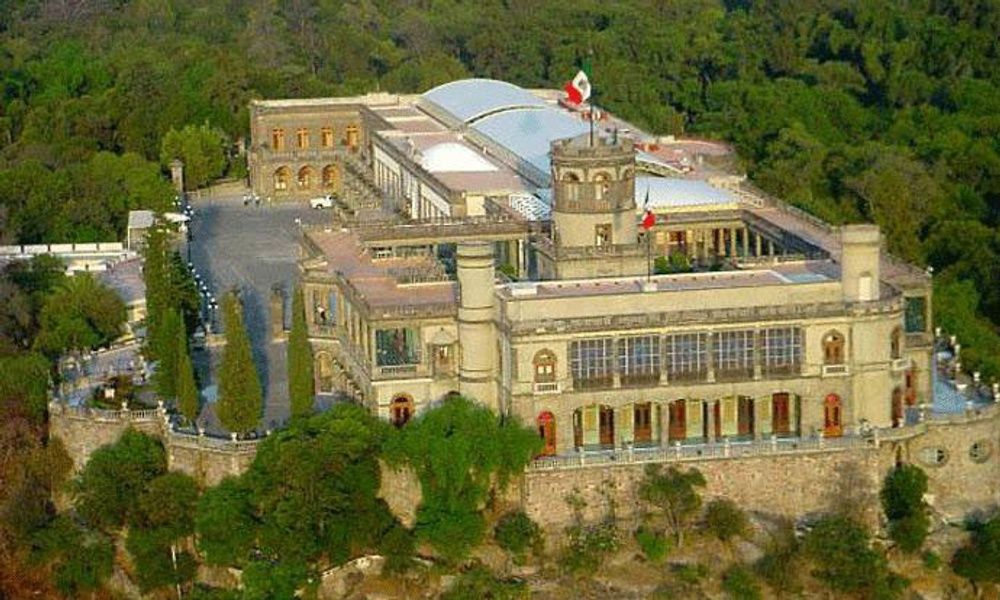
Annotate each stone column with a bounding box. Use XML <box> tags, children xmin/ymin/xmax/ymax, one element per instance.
<box><xmin>742</xmin><ymin>227</ymin><xmax>749</xmax><ymax>257</ymax></box>
<box><xmin>729</xmin><ymin>228</ymin><xmax>737</xmax><ymax>258</ymax></box>
<box><xmin>705</xmin><ymin>400</ymin><xmax>717</xmax><ymax>444</ymax></box>
<box><xmin>766</xmin><ymin>238</ymin><xmax>774</xmax><ymax>257</ymax></box>
<box><xmin>170</xmin><ymin>159</ymin><xmax>185</xmax><ymax>196</ymax></box>
<box><xmin>705</xmin><ymin>332</ymin><xmax>716</xmax><ymax>383</ymax></box>
<box><xmin>457</xmin><ymin>242</ymin><xmax>498</xmax><ymax>411</ymax></box>
<box><xmin>755</xmin><ymin>232</ymin><xmax>762</xmax><ymax>257</ymax></box>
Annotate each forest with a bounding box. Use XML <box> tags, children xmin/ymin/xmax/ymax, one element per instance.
<box><xmin>1</xmin><ymin>0</ymin><xmax>1000</xmax><ymax>597</ymax></box>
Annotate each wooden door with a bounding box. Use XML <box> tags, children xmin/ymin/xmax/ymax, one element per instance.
<box><xmin>573</xmin><ymin>409</ymin><xmax>583</xmax><ymax>448</ymax></box>
<box><xmin>738</xmin><ymin>397</ymin><xmax>754</xmax><ymax>436</ymax></box>
<box><xmin>668</xmin><ymin>401</ymin><xmax>686</xmax><ymax>441</ymax></box>
<box><xmin>634</xmin><ymin>403</ymin><xmax>652</xmax><ymax>443</ymax></box>
<box><xmin>772</xmin><ymin>393</ymin><xmax>790</xmax><ymax>434</ymax></box>
<box><xmin>712</xmin><ymin>401</ymin><xmax>722</xmax><ymax>438</ymax></box>
<box><xmin>823</xmin><ymin>394</ymin><xmax>842</xmax><ymax>437</ymax></box>
<box><xmin>599</xmin><ymin>406</ymin><xmax>614</xmax><ymax>447</ymax></box>
<box><xmin>537</xmin><ymin>412</ymin><xmax>556</xmax><ymax>456</ymax></box>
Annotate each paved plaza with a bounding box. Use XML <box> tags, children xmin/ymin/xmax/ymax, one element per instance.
<box><xmin>188</xmin><ymin>190</ymin><xmax>330</xmax><ymax>430</ymax></box>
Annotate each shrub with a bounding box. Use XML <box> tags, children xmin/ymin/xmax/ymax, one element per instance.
<box><xmin>440</xmin><ymin>563</ymin><xmax>527</xmax><ymax>600</ymax></box>
<box><xmin>494</xmin><ymin>511</ymin><xmax>541</xmax><ymax>561</ymax></box>
<box><xmin>881</xmin><ymin>464</ymin><xmax>929</xmax><ymax>553</ymax></box>
<box><xmin>639</xmin><ymin>465</ymin><xmax>706</xmax><ymax>547</ymax></box>
<box><xmin>803</xmin><ymin>515</ymin><xmax>907</xmax><ymax>598</ymax></box>
<box><xmin>951</xmin><ymin>515</ymin><xmax>1000</xmax><ymax>584</ymax></box>
<box><xmin>635</xmin><ymin>527</ymin><xmax>670</xmax><ymax>562</ymax></box>
<box><xmin>705</xmin><ymin>498</ymin><xmax>749</xmax><ymax>542</ymax></box>
<box><xmin>380</xmin><ymin>523</ymin><xmax>416</xmax><ymax>574</ymax></box>
<box><xmin>722</xmin><ymin>564</ymin><xmax>762</xmax><ymax>600</ymax></box>
<box><xmin>561</xmin><ymin>520</ymin><xmax>620</xmax><ymax>574</ymax></box>
<box><xmin>754</xmin><ymin>520</ymin><xmax>802</xmax><ymax>595</ymax></box>
<box><xmin>921</xmin><ymin>550</ymin><xmax>941</xmax><ymax>571</ymax></box>
<box><xmin>672</xmin><ymin>562</ymin><xmax>709</xmax><ymax>585</ymax></box>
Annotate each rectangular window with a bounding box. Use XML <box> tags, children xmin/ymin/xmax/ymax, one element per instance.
<box><xmin>666</xmin><ymin>333</ymin><xmax>707</xmax><ymax>382</ymax></box>
<box><xmin>762</xmin><ymin>327</ymin><xmax>802</xmax><ymax>376</ymax></box>
<box><xmin>595</xmin><ymin>224</ymin><xmax>612</xmax><ymax>246</ymax></box>
<box><xmin>346</xmin><ymin>125</ymin><xmax>359</xmax><ymax>148</ymax></box>
<box><xmin>905</xmin><ymin>296</ymin><xmax>927</xmax><ymax>333</ymax></box>
<box><xmin>271</xmin><ymin>128</ymin><xmax>285</xmax><ymax>151</ymax></box>
<box><xmin>321</xmin><ymin>127</ymin><xmax>334</xmax><ymax>148</ymax></box>
<box><xmin>296</xmin><ymin>128</ymin><xmax>309</xmax><ymax>149</ymax></box>
<box><xmin>618</xmin><ymin>335</ymin><xmax>660</xmax><ymax>386</ymax></box>
<box><xmin>714</xmin><ymin>330</ymin><xmax>754</xmax><ymax>381</ymax></box>
<box><xmin>570</xmin><ymin>338</ymin><xmax>613</xmax><ymax>389</ymax></box>
<box><xmin>375</xmin><ymin>328</ymin><xmax>420</xmax><ymax>366</ymax></box>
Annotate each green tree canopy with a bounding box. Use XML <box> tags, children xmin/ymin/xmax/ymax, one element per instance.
<box><xmin>287</xmin><ymin>286</ymin><xmax>314</xmax><ymax>419</ymax></box>
<box><xmin>216</xmin><ymin>292</ymin><xmax>262</xmax><ymax>436</ymax></box>
<box><xmin>384</xmin><ymin>396</ymin><xmax>541</xmax><ymax>562</ymax></box>
<box><xmin>34</xmin><ymin>273</ymin><xmax>126</xmax><ymax>355</ymax></box>
<box><xmin>639</xmin><ymin>465</ymin><xmax>706</xmax><ymax>547</ymax></box>
<box><xmin>160</xmin><ymin>123</ymin><xmax>227</xmax><ymax>191</ymax></box>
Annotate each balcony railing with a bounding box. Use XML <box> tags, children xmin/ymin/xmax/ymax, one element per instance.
<box><xmin>891</xmin><ymin>357</ymin><xmax>911</xmax><ymax>372</ymax></box>
<box><xmin>533</xmin><ymin>381</ymin><xmax>561</xmax><ymax>394</ymax></box>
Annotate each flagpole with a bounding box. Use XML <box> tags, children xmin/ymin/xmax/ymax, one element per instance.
<box><xmin>646</xmin><ymin>227</ymin><xmax>651</xmax><ymax>282</ymax></box>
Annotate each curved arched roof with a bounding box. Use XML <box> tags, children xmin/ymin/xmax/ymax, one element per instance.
<box><xmin>421</xmin><ymin>78</ymin><xmax>547</xmax><ymax>124</ymax></box>
<box><xmin>420</xmin><ymin>142</ymin><xmax>498</xmax><ymax>173</ymax></box>
<box><xmin>471</xmin><ymin>107</ymin><xmax>590</xmax><ymax>176</ymax></box>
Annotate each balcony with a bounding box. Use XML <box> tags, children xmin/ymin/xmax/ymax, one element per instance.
<box><xmin>533</xmin><ymin>381</ymin><xmax>561</xmax><ymax>395</ymax></box>
<box><xmin>375</xmin><ymin>363</ymin><xmax>429</xmax><ymax>379</ymax></box>
<box><xmin>891</xmin><ymin>357</ymin><xmax>911</xmax><ymax>372</ymax></box>
<box><xmin>821</xmin><ymin>364</ymin><xmax>850</xmax><ymax>377</ymax></box>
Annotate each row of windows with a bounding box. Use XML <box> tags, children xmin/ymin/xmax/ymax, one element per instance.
<box><xmin>561</xmin><ymin>328</ymin><xmax>804</xmax><ymax>388</ymax></box>
<box><xmin>270</xmin><ymin>125</ymin><xmax>359</xmax><ymax>151</ymax></box>
<box><xmin>273</xmin><ymin>165</ymin><xmax>339</xmax><ymax>191</ymax></box>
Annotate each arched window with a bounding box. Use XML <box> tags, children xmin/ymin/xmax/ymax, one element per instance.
<box><xmin>273</xmin><ymin>166</ymin><xmax>291</xmax><ymax>191</ymax></box>
<box><xmin>823</xmin><ymin>331</ymin><xmax>845</xmax><ymax>365</ymax></box>
<box><xmin>890</xmin><ymin>327</ymin><xmax>903</xmax><ymax>359</ymax></box>
<box><xmin>297</xmin><ymin>166</ymin><xmax>314</xmax><ymax>189</ymax></box>
<box><xmin>345</xmin><ymin>125</ymin><xmax>360</xmax><ymax>149</ymax></box>
<box><xmin>532</xmin><ymin>350</ymin><xmax>556</xmax><ymax>383</ymax></box>
<box><xmin>593</xmin><ymin>172</ymin><xmax>610</xmax><ymax>200</ymax></box>
<box><xmin>537</xmin><ymin>411</ymin><xmax>556</xmax><ymax>456</ymax></box>
<box><xmin>315</xmin><ymin>352</ymin><xmax>334</xmax><ymax>393</ymax></box>
<box><xmin>271</xmin><ymin>128</ymin><xmax>285</xmax><ymax>150</ymax></box>
<box><xmin>562</xmin><ymin>172</ymin><xmax>580</xmax><ymax>182</ymax></box>
<box><xmin>390</xmin><ymin>395</ymin><xmax>413</xmax><ymax>427</ymax></box>
<box><xmin>322</xmin><ymin>164</ymin><xmax>339</xmax><ymax>189</ymax></box>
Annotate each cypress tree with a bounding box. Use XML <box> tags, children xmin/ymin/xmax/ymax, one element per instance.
<box><xmin>142</xmin><ymin>222</ymin><xmax>172</xmax><ymax>361</ymax></box>
<box><xmin>287</xmin><ymin>286</ymin><xmax>315</xmax><ymax>419</ymax></box>
<box><xmin>216</xmin><ymin>292</ymin><xmax>262</xmax><ymax>435</ymax></box>
<box><xmin>153</xmin><ymin>309</ymin><xmax>182</xmax><ymax>400</ymax></box>
<box><xmin>176</xmin><ymin>320</ymin><xmax>199</xmax><ymax>424</ymax></box>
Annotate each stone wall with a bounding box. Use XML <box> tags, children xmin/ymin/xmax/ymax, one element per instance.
<box><xmin>50</xmin><ymin>402</ymin><xmax>999</xmax><ymax>534</ymax></box>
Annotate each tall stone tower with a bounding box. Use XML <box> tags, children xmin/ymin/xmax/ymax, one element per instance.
<box><xmin>456</xmin><ymin>241</ymin><xmax>498</xmax><ymax>411</ymax></box>
<box><xmin>551</xmin><ymin>135</ymin><xmax>637</xmax><ymax>249</ymax></box>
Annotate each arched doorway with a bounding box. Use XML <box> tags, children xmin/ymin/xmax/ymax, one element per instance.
<box><xmin>537</xmin><ymin>411</ymin><xmax>556</xmax><ymax>456</ymax></box>
<box><xmin>297</xmin><ymin>165</ymin><xmax>314</xmax><ymax>190</ymax></box>
<box><xmin>273</xmin><ymin>166</ymin><xmax>291</xmax><ymax>191</ymax></box>
<box><xmin>634</xmin><ymin>402</ymin><xmax>653</xmax><ymax>445</ymax></box>
<box><xmin>599</xmin><ymin>405</ymin><xmax>614</xmax><ymax>448</ymax></box>
<box><xmin>322</xmin><ymin>164</ymin><xmax>339</xmax><ymax>190</ymax></box>
<box><xmin>668</xmin><ymin>400</ymin><xmax>686</xmax><ymax>442</ymax></box>
<box><xmin>390</xmin><ymin>395</ymin><xmax>413</xmax><ymax>428</ymax></box>
<box><xmin>891</xmin><ymin>387</ymin><xmax>904</xmax><ymax>427</ymax></box>
<box><xmin>823</xmin><ymin>394</ymin><xmax>842</xmax><ymax>437</ymax></box>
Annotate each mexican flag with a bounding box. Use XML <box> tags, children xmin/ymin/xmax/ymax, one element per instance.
<box><xmin>564</xmin><ymin>59</ymin><xmax>592</xmax><ymax>105</ymax></box>
<box><xmin>642</xmin><ymin>187</ymin><xmax>656</xmax><ymax>230</ymax></box>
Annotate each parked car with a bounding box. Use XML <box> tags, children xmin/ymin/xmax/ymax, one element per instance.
<box><xmin>310</xmin><ymin>194</ymin><xmax>335</xmax><ymax>209</ymax></box>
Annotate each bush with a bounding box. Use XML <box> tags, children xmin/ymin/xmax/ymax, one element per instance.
<box><xmin>705</xmin><ymin>498</ymin><xmax>749</xmax><ymax>542</ymax></box>
<box><xmin>672</xmin><ymin>562</ymin><xmax>709</xmax><ymax>585</ymax></box>
<box><xmin>754</xmin><ymin>520</ymin><xmax>803</xmax><ymax>595</ymax></box>
<box><xmin>561</xmin><ymin>520</ymin><xmax>620</xmax><ymax>574</ymax></box>
<box><xmin>803</xmin><ymin>515</ymin><xmax>907</xmax><ymax>598</ymax></box>
<box><xmin>440</xmin><ymin>563</ymin><xmax>527</xmax><ymax>600</ymax></box>
<box><xmin>951</xmin><ymin>515</ymin><xmax>1000</xmax><ymax>584</ymax></box>
<box><xmin>722</xmin><ymin>564</ymin><xmax>762</xmax><ymax>600</ymax></box>
<box><xmin>494</xmin><ymin>511</ymin><xmax>541</xmax><ymax>561</ymax></box>
<box><xmin>635</xmin><ymin>527</ymin><xmax>670</xmax><ymax>562</ymax></box>
<box><xmin>380</xmin><ymin>523</ymin><xmax>416</xmax><ymax>574</ymax></box>
<box><xmin>881</xmin><ymin>464</ymin><xmax>929</xmax><ymax>553</ymax></box>
<box><xmin>921</xmin><ymin>550</ymin><xmax>941</xmax><ymax>571</ymax></box>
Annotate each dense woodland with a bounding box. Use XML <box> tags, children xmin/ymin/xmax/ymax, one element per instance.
<box><xmin>1</xmin><ymin>0</ymin><xmax>1000</xmax><ymax>597</ymax></box>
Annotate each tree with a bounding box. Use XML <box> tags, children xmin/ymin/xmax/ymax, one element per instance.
<box><xmin>194</xmin><ymin>478</ymin><xmax>256</xmax><ymax>566</ymax></box>
<box><xmin>951</xmin><ymin>515</ymin><xmax>1000</xmax><ymax>586</ymax></box>
<box><xmin>30</xmin><ymin>515</ymin><xmax>114</xmax><ymax>598</ymax></box>
<box><xmin>0</xmin><ymin>352</ymin><xmax>51</xmax><ymax>422</ymax></box>
<box><xmin>127</xmin><ymin>472</ymin><xmax>200</xmax><ymax>593</ymax></box>
<box><xmin>287</xmin><ymin>286</ymin><xmax>314</xmax><ymax>419</ymax></box>
<box><xmin>73</xmin><ymin>429</ymin><xmax>167</xmax><ymax>531</ymax></box>
<box><xmin>216</xmin><ymin>292</ymin><xmax>262</xmax><ymax>436</ymax></box>
<box><xmin>384</xmin><ymin>396</ymin><xmax>541</xmax><ymax>562</ymax></box>
<box><xmin>176</xmin><ymin>324</ymin><xmax>200</xmax><ymax>424</ymax></box>
<box><xmin>704</xmin><ymin>498</ymin><xmax>749</xmax><ymax>543</ymax></box>
<box><xmin>880</xmin><ymin>464</ymin><xmax>929</xmax><ymax>553</ymax></box>
<box><xmin>160</xmin><ymin>124</ymin><xmax>227</xmax><ymax>190</ymax></box>
<box><xmin>34</xmin><ymin>273</ymin><xmax>126</xmax><ymax>355</ymax></box>
<box><xmin>803</xmin><ymin>515</ymin><xmax>906</xmax><ymax>598</ymax></box>
<box><xmin>638</xmin><ymin>465</ymin><xmax>706</xmax><ymax>547</ymax></box>
<box><xmin>153</xmin><ymin>308</ymin><xmax>183</xmax><ymax>400</ymax></box>
<box><xmin>494</xmin><ymin>511</ymin><xmax>541</xmax><ymax>562</ymax></box>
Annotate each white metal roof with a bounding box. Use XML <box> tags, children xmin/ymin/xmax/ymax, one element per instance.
<box><xmin>421</xmin><ymin>78</ymin><xmax>547</xmax><ymax>124</ymax></box>
<box><xmin>471</xmin><ymin>107</ymin><xmax>590</xmax><ymax>179</ymax></box>
<box><xmin>635</xmin><ymin>176</ymin><xmax>738</xmax><ymax>210</ymax></box>
<box><xmin>420</xmin><ymin>142</ymin><xmax>498</xmax><ymax>173</ymax></box>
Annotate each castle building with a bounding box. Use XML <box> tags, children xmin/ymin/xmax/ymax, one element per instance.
<box><xmin>259</xmin><ymin>79</ymin><xmax>935</xmax><ymax>456</ymax></box>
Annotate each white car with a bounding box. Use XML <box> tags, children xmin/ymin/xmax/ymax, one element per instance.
<box><xmin>309</xmin><ymin>195</ymin><xmax>334</xmax><ymax>209</ymax></box>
